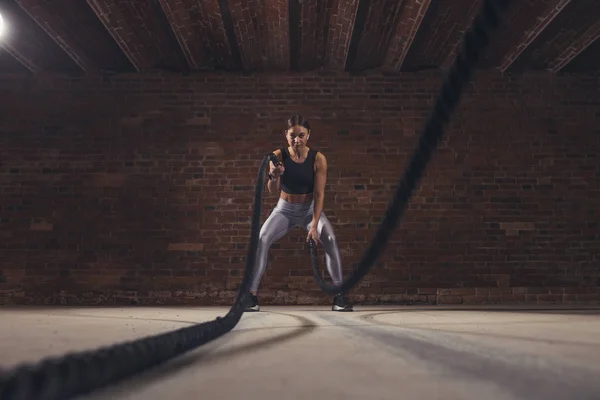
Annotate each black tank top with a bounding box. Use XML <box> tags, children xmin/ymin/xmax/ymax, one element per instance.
<box><xmin>279</xmin><ymin>147</ymin><xmax>317</xmax><ymax>195</ymax></box>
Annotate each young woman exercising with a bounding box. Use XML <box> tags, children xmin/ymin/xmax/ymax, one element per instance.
<box><xmin>246</xmin><ymin>114</ymin><xmax>353</xmax><ymax>312</ymax></box>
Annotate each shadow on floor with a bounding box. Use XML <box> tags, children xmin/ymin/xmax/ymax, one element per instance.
<box><xmin>83</xmin><ymin>312</ymin><xmax>318</xmax><ymax>399</ymax></box>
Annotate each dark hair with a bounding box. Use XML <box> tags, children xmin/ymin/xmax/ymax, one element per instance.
<box><xmin>286</xmin><ymin>114</ymin><xmax>311</xmax><ymax>132</ymax></box>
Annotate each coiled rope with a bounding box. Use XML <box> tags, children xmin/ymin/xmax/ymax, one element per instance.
<box><xmin>0</xmin><ymin>1</ymin><xmax>508</xmax><ymax>399</ymax></box>
<box><xmin>309</xmin><ymin>0</ymin><xmax>509</xmax><ymax>294</ymax></box>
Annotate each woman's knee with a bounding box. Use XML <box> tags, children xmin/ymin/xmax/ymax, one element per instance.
<box><xmin>258</xmin><ymin>214</ymin><xmax>287</xmax><ymax>247</ymax></box>
<box><xmin>258</xmin><ymin>226</ymin><xmax>273</xmax><ymax>248</ymax></box>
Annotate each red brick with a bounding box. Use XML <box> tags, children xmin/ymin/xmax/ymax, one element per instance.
<box><xmin>325</xmin><ymin>0</ymin><xmax>360</xmax><ymax>69</ymax></box>
<box><xmin>158</xmin><ymin>0</ymin><xmax>234</xmax><ymax>70</ymax></box>
<box><xmin>500</xmin><ymin>294</ymin><xmax>527</xmax><ymax>303</ymax></box>
<box><xmin>437</xmin><ymin>295</ymin><xmax>463</xmax><ymax>304</ymax></box>
<box><xmin>481</xmin><ymin>0</ymin><xmax>568</xmax><ymax>68</ymax></box>
<box><xmin>0</xmin><ymin>70</ymin><xmax>598</xmax><ymax>306</ymax></box>
<box><xmin>30</xmin><ymin>221</ymin><xmax>53</xmax><ymax>231</ymax></box>
<box><xmin>441</xmin><ymin>288</ymin><xmax>477</xmax><ymax>296</ymax></box>
<box><xmin>298</xmin><ymin>0</ymin><xmax>335</xmax><ymax>70</ymax></box>
<box><xmin>462</xmin><ymin>295</ymin><xmax>489</xmax><ymax>304</ymax></box>
<box><xmin>402</xmin><ymin>0</ymin><xmax>481</xmax><ymax>69</ymax></box>
<box><xmin>15</xmin><ymin>0</ymin><xmax>132</xmax><ymax>72</ymax></box>
<box><xmin>168</xmin><ymin>243</ymin><xmax>204</xmax><ymax>251</ymax></box>
<box><xmin>351</xmin><ymin>0</ymin><xmax>407</xmax><ymax>71</ymax></box>
<box><xmin>91</xmin><ymin>173</ymin><xmax>127</xmax><ymax>187</ymax></box>
<box><xmin>262</xmin><ymin>0</ymin><xmax>290</xmax><ymax>69</ymax></box>
<box><xmin>383</xmin><ymin>0</ymin><xmax>431</xmax><ymax>71</ymax></box>
<box><xmin>227</xmin><ymin>0</ymin><xmax>262</xmax><ymax>69</ymax></box>
<box><xmin>87</xmin><ymin>0</ymin><xmax>187</xmax><ymax>71</ymax></box>
<box><xmin>506</xmin><ymin>0</ymin><xmax>600</xmax><ymax>72</ymax></box>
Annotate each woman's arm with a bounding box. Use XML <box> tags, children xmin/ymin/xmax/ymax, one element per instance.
<box><xmin>267</xmin><ymin>150</ymin><xmax>283</xmax><ymax>194</ymax></box>
<box><xmin>311</xmin><ymin>152</ymin><xmax>327</xmax><ymax>227</ymax></box>
<box><xmin>267</xmin><ymin>170</ymin><xmax>280</xmax><ymax>194</ymax></box>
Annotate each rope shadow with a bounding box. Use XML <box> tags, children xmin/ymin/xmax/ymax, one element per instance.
<box><xmin>359</xmin><ymin>312</ymin><xmax>600</xmax><ymax>349</ymax></box>
<box><xmin>330</xmin><ymin>316</ymin><xmax>600</xmax><ymax>400</ymax></box>
<box><xmin>399</xmin><ymin>326</ymin><xmax>600</xmax><ymax>350</ymax></box>
<box><xmin>356</xmin><ymin>307</ymin><xmax>600</xmax><ymax>315</ymax></box>
<box><xmin>79</xmin><ymin>312</ymin><xmax>318</xmax><ymax>399</ymax></box>
<box><xmin>49</xmin><ymin>311</ymin><xmax>270</xmax><ymax>327</ymax></box>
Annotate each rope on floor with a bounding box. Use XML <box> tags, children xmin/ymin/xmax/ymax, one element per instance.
<box><xmin>310</xmin><ymin>0</ymin><xmax>510</xmax><ymax>294</ymax></box>
<box><xmin>0</xmin><ymin>1</ymin><xmax>509</xmax><ymax>399</ymax></box>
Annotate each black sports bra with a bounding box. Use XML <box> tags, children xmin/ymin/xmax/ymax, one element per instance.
<box><xmin>279</xmin><ymin>147</ymin><xmax>317</xmax><ymax>195</ymax></box>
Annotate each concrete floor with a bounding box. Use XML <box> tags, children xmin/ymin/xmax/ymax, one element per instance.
<box><xmin>1</xmin><ymin>305</ymin><xmax>600</xmax><ymax>400</ymax></box>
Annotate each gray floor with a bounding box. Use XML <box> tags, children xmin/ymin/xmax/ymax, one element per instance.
<box><xmin>2</xmin><ymin>305</ymin><xmax>600</xmax><ymax>399</ymax></box>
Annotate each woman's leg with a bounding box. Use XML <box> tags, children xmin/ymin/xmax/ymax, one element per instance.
<box><xmin>305</xmin><ymin>211</ymin><xmax>353</xmax><ymax>311</ymax></box>
<box><xmin>249</xmin><ymin>205</ymin><xmax>294</xmax><ymax>294</ymax></box>
<box><xmin>305</xmin><ymin>213</ymin><xmax>343</xmax><ymax>286</ymax></box>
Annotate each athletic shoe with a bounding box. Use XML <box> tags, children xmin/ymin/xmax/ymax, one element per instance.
<box><xmin>245</xmin><ymin>293</ymin><xmax>260</xmax><ymax>312</ymax></box>
<box><xmin>332</xmin><ymin>293</ymin><xmax>353</xmax><ymax>312</ymax></box>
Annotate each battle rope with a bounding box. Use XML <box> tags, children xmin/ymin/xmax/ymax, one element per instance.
<box><xmin>308</xmin><ymin>0</ymin><xmax>510</xmax><ymax>294</ymax></box>
<box><xmin>0</xmin><ymin>156</ymin><xmax>270</xmax><ymax>400</ymax></box>
<box><xmin>0</xmin><ymin>1</ymin><xmax>509</xmax><ymax>399</ymax></box>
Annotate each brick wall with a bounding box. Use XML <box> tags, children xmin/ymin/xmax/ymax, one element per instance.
<box><xmin>0</xmin><ymin>70</ymin><xmax>598</xmax><ymax>306</ymax></box>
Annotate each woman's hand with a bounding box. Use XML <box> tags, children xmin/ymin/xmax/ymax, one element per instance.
<box><xmin>269</xmin><ymin>163</ymin><xmax>285</xmax><ymax>179</ymax></box>
<box><xmin>306</xmin><ymin>227</ymin><xmax>320</xmax><ymax>245</ymax></box>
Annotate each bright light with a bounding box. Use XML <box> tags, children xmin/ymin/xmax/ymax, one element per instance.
<box><xmin>0</xmin><ymin>13</ymin><xmax>4</xmax><ymax>37</ymax></box>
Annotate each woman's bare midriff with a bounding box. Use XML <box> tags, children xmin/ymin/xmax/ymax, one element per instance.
<box><xmin>280</xmin><ymin>191</ymin><xmax>313</xmax><ymax>204</ymax></box>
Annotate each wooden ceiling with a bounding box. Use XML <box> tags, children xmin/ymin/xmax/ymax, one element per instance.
<box><xmin>0</xmin><ymin>0</ymin><xmax>598</xmax><ymax>75</ymax></box>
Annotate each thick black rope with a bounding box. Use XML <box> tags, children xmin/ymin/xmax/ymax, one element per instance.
<box><xmin>0</xmin><ymin>1</ymin><xmax>508</xmax><ymax>399</ymax></box>
<box><xmin>309</xmin><ymin>0</ymin><xmax>510</xmax><ymax>294</ymax></box>
<box><xmin>0</xmin><ymin>156</ymin><xmax>270</xmax><ymax>400</ymax></box>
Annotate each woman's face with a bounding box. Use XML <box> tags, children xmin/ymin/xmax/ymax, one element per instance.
<box><xmin>285</xmin><ymin>125</ymin><xmax>309</xmax><ymax>150</ymax></box>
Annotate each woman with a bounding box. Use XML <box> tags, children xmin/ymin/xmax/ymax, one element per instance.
<box><xmin>246</xmin><ymin>114</ymin><xmax>353</xmax><ymax>312</ymax></box>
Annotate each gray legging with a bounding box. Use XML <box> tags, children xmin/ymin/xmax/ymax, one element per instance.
<box><xmin>250</xmin><ymin>198</ymin><xmax>343</xmax><ymax>293</ymax></box>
